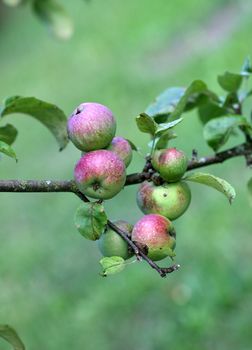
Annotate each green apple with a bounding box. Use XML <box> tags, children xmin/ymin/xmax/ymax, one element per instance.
<box><xmin>98</xmin><ymin>220</ymin><xmax>133</xmax><ymax>259</ymax></box>
<box><xmin>137</xmin><ymin>180</ymin><xmax>191</xmax><ymax>220</ymax></box>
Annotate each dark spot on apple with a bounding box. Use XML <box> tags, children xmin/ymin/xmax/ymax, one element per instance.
<box><xmin>163</xmin><ymin>193</ymin><xmax>167</xmax><ymax>197</ymax></box>
<box><xmin>76</xmin><ymin>106</ymin><xmax>84</xmax><ymax>115</ymax></box>
<box><xmin>92</xmin><ymin>182</ymin><xmax>100</xmax><ymax>191</ymax></box>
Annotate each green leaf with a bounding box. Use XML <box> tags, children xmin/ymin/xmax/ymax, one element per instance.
<box><xmin>125</xmin><ymin>139</ymin><xmax>138</xmax><ymax>151</ymax></box>
<box><xmin>33</xmin><ymin>0</ymin><xmax>73</xmax><ymax>40</ymax></box>
<box><xmin>184</xmin><ymin>172</ymin><xmax>236</xmax><ymax>204</ymax></box>
<box><xmin>100</xmin><ymin>256</ymin><xmax>125</xmax><ymax>276</ymax></box>
<box><xmin>247</xmin><ymin>178</ymin><xmax>252</xmax><ymax>207</ymax></box>
<box><xmin>145</xmin><ymin>87</ymin><xmax>185</xmax><ymax>121</ymax></box>
<box><xmin>203</xmin><ymin>115</ymin><xmax>251</xmax><ymax>151</ymax></box>
<box><xmin>0</xmin><ymin>325</ymin><xmax>25</xmax><ymax>350</ymax></box>
<box><xmin>1</xmin><ymin>96</ymin><xmax>68</xmax><ymax>150</ymax></box>
<box><xmin>198</xmin><ymin>102</ymin><xmax>227</xmax><ymax>124</ymax></box>
<box><xmin>148</xmin><ymin>130</ymin><xmax>177</xmax><ymax>150</ymax></box>
<box><xmin>241</xmin><ymin>57</ymin><xmax>252</xmax><ymax>76</ymax></box>
<box><xmin>169</xmin><ymin>80</ymin><xmax>208</xmax><ymax>121</ymax></box>
<box><xmin>156</xmin><ymin>118</ymin><xmax>183</xmax><ymax>135</ymax></box>
<box><xmin>0</xmin><ymin>141</ymin><xmax>17</xmax><ymax>160</ymax></box>
<box><xmin>217</xmin><ymin>72</ymin><xmax>243</xmax><ymax>92</ymax></box>
<box><xmin>74</xmin><ymin>202</ymin><xmax>107</xmax><ymax>241</ymax></box>
<box><xmin>0</xmin><ymin>124</ymin><xmax>18</xmax><ymax>145</ymax></box>
<box><xmin>135</xmin><ymin>113</ymin><xmax>157</xmax><ymax>136</ymax></box>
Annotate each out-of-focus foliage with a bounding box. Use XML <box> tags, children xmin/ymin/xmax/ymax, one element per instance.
<box><xmin>0</xmin><ymin>0</ymin><xmax>252</xmax><ymax>350</ymax></box>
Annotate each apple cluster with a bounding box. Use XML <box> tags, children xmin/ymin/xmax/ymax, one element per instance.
<box><xmin>67</xmin><ymin>102</ymin><xmax>132</xmax><ymax>200</ymax></box>
<box><xmin>68</xmin><ymin>102</ymin><xmax>191</xmax><ymax>264</ymax></box>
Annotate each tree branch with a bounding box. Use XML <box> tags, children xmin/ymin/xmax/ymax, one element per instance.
<box><xmin>0</xmin><ymin>140</ymin><xmax>252</xmax><ymax>277</ymax></box>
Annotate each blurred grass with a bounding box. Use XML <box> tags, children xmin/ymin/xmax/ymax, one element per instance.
<box><xmin>0</xmin><ymin>0</ymin><xmax>252</xmax><ymax>349</ymax></box>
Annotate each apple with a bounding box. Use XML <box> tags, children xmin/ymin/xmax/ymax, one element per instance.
<box><xmin>74</xmin><ymin>150</ymin><xmax>126</xmax><ymax>199</ymax></box>
<box><xmin>136</xmin><ymin>181</ymin><xmax>191</xmax><ymax>220</ymax></box>
<box><xmin>132</xmin><ymin>214</ymin><xmax>176</xmax><ymax>261</ymax></box>
<box><xmin>98</xmin><ymin>220</ymin><xmax>133</xmax><ymax>259</ymax></box>
<box><xmin>67</xmin><ymin>102</ymin><xmax>116</xmax><ymax>151</ymax></box>
<box><xmin>107</xmin><ymin>136</ymin><xmax>132</xmax><ymax>167</ymax></box>
<box><xmin>152</xmin><ymin>148</ymin><xmax>188</xmax><ymax>182</ymax></box>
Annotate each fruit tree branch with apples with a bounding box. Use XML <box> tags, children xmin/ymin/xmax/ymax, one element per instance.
<box><xmin>1</xmin><ymin>62</ymin><xmax>252</xmax><ymax>277</ymax></box>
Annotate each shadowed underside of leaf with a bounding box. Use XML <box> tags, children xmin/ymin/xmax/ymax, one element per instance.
<box><xmin>247</xmin><ymin>177</ymin><xmax>252</xmax><ymax>207</ymax></box>
<box><xmin>100</xmin><ymin>256</ymin><xmax>125</xmax><ymax>276</ymax></box>
<box><xmin>0</xmin><ymin>124</ymin><xmax>18</xmax><ymax>145</ymax></box>
<box><xmin>74</xmin><ymin>202</ymin><xmax>108</xmax><ymax>241</ymax></box>
<box><xmin>203</xmin><ymin>115</ymin><xmax>251</xmax><ymax>151</ymax></box>
<box><xmin>0</xmin><ymin>325</ymin><xmax>25</xmax><ymax>350</ymax></box>
<box><xmin>1</xmin><ymin>96</ymin><xmax>68</xmax><ymax>150</ymax></box>
<box><xmin>184</xmin><ymin>172</ymin><xmax>236</xmax><ymax>204</ymax></box>
<box><xmin>0</xmin><ymin>140</ymin><xmax>17</xmax><ymax>160</ymax></box>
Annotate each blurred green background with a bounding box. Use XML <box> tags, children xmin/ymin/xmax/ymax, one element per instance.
<box><xmin>0</xmin><ymin>0</ymin><xmax>252</xmax><ymax>349</ymax></box>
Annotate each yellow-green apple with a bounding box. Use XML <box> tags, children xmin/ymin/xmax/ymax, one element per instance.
<box><xmin>137</xmin><ymin>181</ymin><xmax>191</xmax><ymax>220</ymax></box>
<box><xmin>98</xmin><ymin>220</ymin><xmax>133</xmax><ymax>259</ymax></box>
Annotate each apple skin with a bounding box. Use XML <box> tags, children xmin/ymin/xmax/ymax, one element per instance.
<box><xmin>67</xmin><ymin>102</ymin><xmax>116</xmax><ymax>151</ymax></box>
<box><xmin>152</xmin><ymin>148</ymin><xmax>188</xmax><ymax>182</ymax></box>
<box><xmin>137</xmin><ymin>181</ymin><xmax>191</xmax><ymax>220</ymax></box>
<box><xmin>98</xmin><ymin>220</ymin><xmax>133</xmax><ymax>259</ymax></box>
<box><xmin>107</xmin><ymin>136</ymin><xmax>133</xmax><ymax>168</ymax></box>
<box><xmin>74</xmin><ymin>150</ymin><xmax>126</xmax><ymax>199</ymax></box>
<box><xmin>132</xmin><ymin>214</ymin><xmax>176</xmax><ymax>261</ymax></box>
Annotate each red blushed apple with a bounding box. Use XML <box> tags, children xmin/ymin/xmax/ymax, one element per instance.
<box><xmin>132</xmin><ymin>214</ymin><xmax>176</xmax><ymax>261</ymax></box>
<box><xmin>67</xmin><ymin>102</ymin><xmax>116</xmax><ymax>151</ymax></box>
<box><xmin>152</xmin><ymin>148</ymin><xmax>188</xmax><ymax>182</ymax></box>
<box><xmin>107</xmin><ymin>136</ymin><xmax>133</xmax><ymax>167</ymax></box>
<box><xmin>74</xmin><ymin>150</ymin><xmax>126</xmax><ymax>200</ymax></box>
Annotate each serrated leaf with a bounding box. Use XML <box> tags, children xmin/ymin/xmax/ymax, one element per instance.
<box><xmin>184</xmin><ymin>172</ymin><xmax>236</xmax><ymax>204</ymax></box>
<box><xmin>145</xmin><ymin>87</ymin><xmax>185</xmax><ymax>121</ymax></box>
<box><xmin>218</xmin><ymin>72</ymin><xmax>243</xmax><ymax>92</ymax></box>
<box><xmin>135</xmin><ymin>113</ymin><xmax>157</xmax><ymax>136</ymax></box>
<box><xmin>247</xmin><ymin>178</ymin><xmax>252</xmax><ymax>207</ymax></box>
<box><xmin>100</xmin><ymin>256</ymin><xmax>125</xmax><ymax>276</ymax></box>
<box><xmin>33</xmin><ymin>0</ymin><xmax>73</xmax><ymax>40</ymax></box>
<box><xmin>169</xmin><ymin>80</ymin><xmax>208</xmax><ymax>121</ymax></box>
<box><xmin>0</xmin><ymin>124</ymin><xmax>18</xmax><ymax>145</ymax></box>
<box><xmin>203</xmin><ymin>115</ymin><xmax>251</xmax><ymax>151</ymax></box>
<box><xmin>1</xmin><ymin>96</ymin><xmax>68</xmax><ymax>150</ymax></box>
<box><xmin>0</xmin><ymin>141</ymin><xmax>17</xmax><ymax>160</ymax></box>
<box><xmin>198</xmin><ymin>102</ymin><xmax>227</xmax><ymax>124</ymax></box>
<box><xmin>0</xmin><ymin>325</ymin><xmax>25</xmax><ymax>350</ymax></box>
<box><xmin>74</xmin><ymin>202</ymin><xmax>107</xmax><ymax>241</ymax></box>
